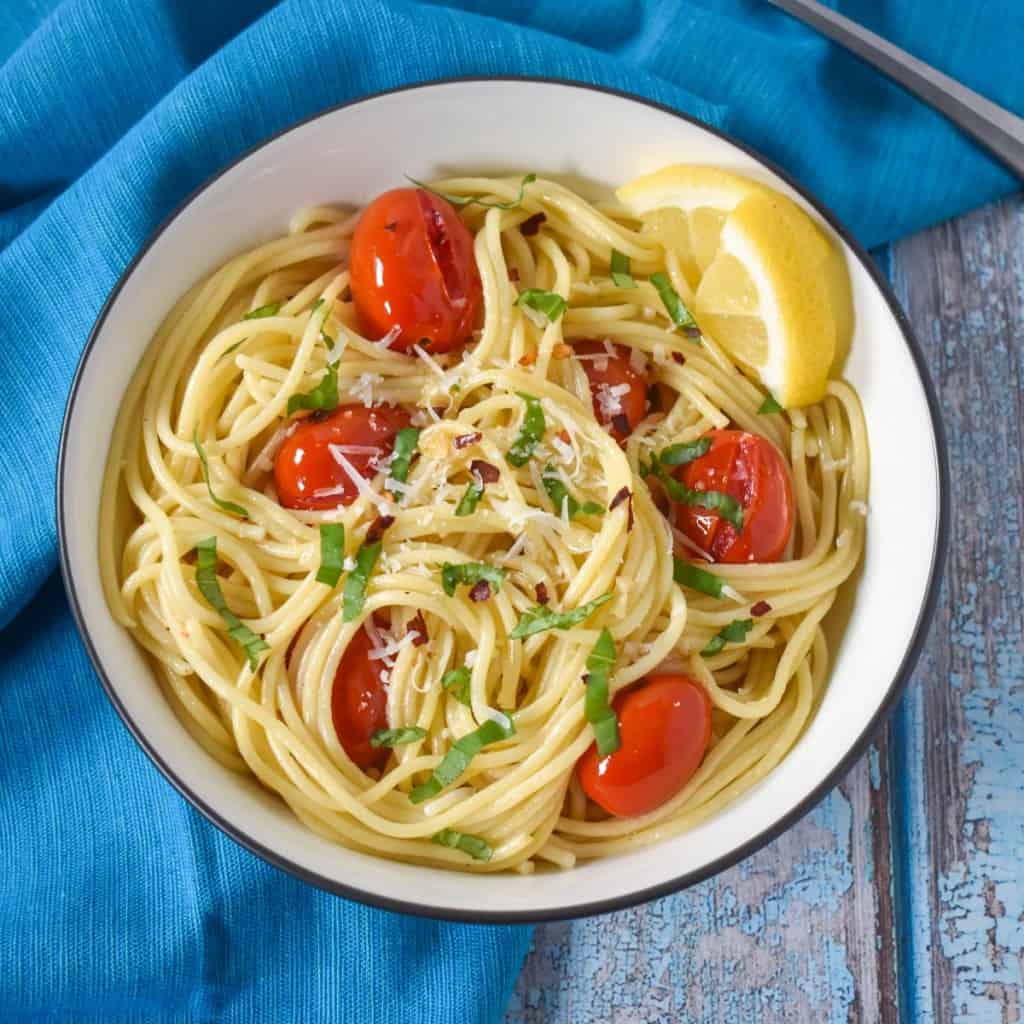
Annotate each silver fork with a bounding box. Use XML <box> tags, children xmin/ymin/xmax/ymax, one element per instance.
<box><xmin>766</xmin><ymin>0</ymin><xmax>1024</xmax><ymax>180</ymax></box>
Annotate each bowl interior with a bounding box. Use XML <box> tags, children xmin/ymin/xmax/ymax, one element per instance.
<box><xmin>60</xmin><ymin>79</ymin><xmax>943</xmax><ymax>920</ymax></box>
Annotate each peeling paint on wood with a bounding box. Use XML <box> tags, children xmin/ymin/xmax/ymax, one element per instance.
<box><xmin>506</xmin><ymin>196</ymin><xmax>1023</xmax><ymax>1023</ymax></box>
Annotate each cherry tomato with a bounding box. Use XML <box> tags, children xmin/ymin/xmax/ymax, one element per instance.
<box><xmin>274</xmin><ymin>404</ymin><xmax>410</xmax><ymax>510</ymax></box>
<box><xmin>673</xmin><ymin>429</ymin><xmax>793</xmax><ymax>563</ymax></box>
<box><xmin>574</xmin><ymin>340</ymin><xmax>648</xmax><ymax>442</ymax></box>
<box><xmin>578</xmin><ymin>674</ymin><xmax>712</xmax><ymax>818</ymax></box>
<box><xmin>349</xmin><ymin>188</ymin><xmax>482</xmax><ymax>354</ymax></box>
<box><xmin>331</xmin><ymin>622</ymin><xmax>389</xmax><ymax>771</ymax></box>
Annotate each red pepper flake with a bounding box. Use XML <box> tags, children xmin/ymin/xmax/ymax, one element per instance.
<box><xmin>751</xmin><ymin>600</ymin><xmax>772</xmax><ymax>617</ymax></box>
<box><xmin>407</xmin><ymin>611</ymin><xmax>429</xmax><ymax>645</ymax></box>
<box><xmin>519</xmin><ymin>212</ymin><xmax>546</xmax><ymax>236</ymax></box>
<box><xmin>365</xmin><ymin>515</ymin><xmax>395</xmax><ymax>544</ymax></box>
<box><xmin>509</xmin><ymin>267</ymin><xmax>521</xmax><ymax>282</ymax></box>
<box><xmin>671</xmin><ymin>351</ymin><xmax>686</xmax><ymax>365</ymax></box>
<box><xmin>453</xmin><ymin>431</ymin><xmax>482</xmax><ymax>450</ymax></box>
<box><xmin>469</xmin><ymin>580</ymin><xmax>492</xmax><ymax>602</ymax></box>
<box><xmin>557</xmin><ymin>430</ymin><xmax>571</xmax><ymax>444</ymax></box>
<box><xmin>553</xmin><ymin>343</ymin><xmax>572</xmax><ymax>359</ymax></box>
<box><xmin>518</xmin><ymin>352</ymin><xmax>537</xmax><ymax>366</ymax></box>
<box><xmin>610</xmin><ymin>413</ymin><xmax>630</xmax><ymax>436</ymax></box>
<box><xmin>609</xmin><ymin>486</ymin><xmax>631</xmax><ymax>511</ymax></box>
<box><xmin>181</xmin><ymin>548</ymin><xmax>198</xmax><ymax>565</ymax></box>
<box><xmin>432</xmin><ymin>405</ymin><xmax>447</xmax><ymax>419</ymax></box>
<box><xmin>216</xmin><ymin>561</ymin><xmax>232</xmax><ymax>579</ymax></box>
<box><xmin>535</xmin><ymin>581</ymin><xmax>550</xmax><ymax>605</ymax></box>
<box><xmin>470</xmin><ymin>459</ymin><xmax>499</xmax><ymax>484</ymax></box>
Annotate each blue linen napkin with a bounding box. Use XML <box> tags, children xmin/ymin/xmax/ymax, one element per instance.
<box><xmin>0</xmin><ymin>1</ymin><xmax>1018</xmax><ymax>1020</ymax></box>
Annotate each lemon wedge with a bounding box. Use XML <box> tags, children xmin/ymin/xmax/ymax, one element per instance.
<box><xmin>616</xmin><ymin>164</ymin><xmax>854</xmax><ymax>405</ymax></box>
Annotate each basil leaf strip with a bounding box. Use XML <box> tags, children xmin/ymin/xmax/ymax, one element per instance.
<box><xmin>455</xmin><ymin>480</ymin><xmax>484</xmax><ymax>516</ymax></box>
<box><xmin>195</xmin><ymin>537</ymin><xmax>269</xmax><ymax>670</ymax></box>
<box><xmin>650</xmin><ymin>272</ymin><xmax>700</xmax><ymax>334</ymax></box>
<box><xmin>370</xmin><ymin>726</ymin><xmax>427</xmax><ymax>748</ymax></box>
<box><xmin>316</xmin><ymin>523</ymin><xmax>345</xmax><ymax>587</ymax></box>
<box><xmin>506</xmin><ymin>392</ymin><xmax>546</xmax><ymax>467</ymax></box>
<box><xmin>287</xmin><ymin>362</ymin><xmax>338</xmax><ymax>416</ymax></box>
<box><xmin>541</xmin><ymin>465</ymin><xmax>604</xmax><ymax>520</ymax></box>
<box><xmin>584</xmin><ymin>628</ymin><xmax>620</xmax><ymax>756</ymax></box>
<box><xmin>409</xmin><ymin>716</ymin><xmax>516</xmax><ymax>804</ymax></box>
<box><xmin>673</xmin><ymin>558</ymin><xmax>726</xmax><ymax>599</ymax></box>
<box><xmin>701</xmin><ymin>618</ymin><xmax>754</xmax><ymax>656</ymax></box>
<box><xmin>243</xmin><ymin>302</ymin><xmax>281</xmax><ymax>320</ymax></box>
<box><xmin>758</xmin><ymin>393</ymin><xmax>784</xmax><ymax>414</ymax></box>
<box><xmin>431</xmin><ymin>828</ymin><xmax>493</xmax><ymax>862</ymax></box>
<box><xmin>407</xmin><ymin>172</ymin><xmax>536</xmax><ymax>210</ymax></box>
<box><xmin>342</xmin><ymin>541</ymin><xmax>382</xmax><ymax>622</ymax></box>
<box><xmin>509</xmin><ymin>592</ymin><xmax>613</xmax><ymax>640</ymax></box>
<box><xmin>441</xmin><ymin>562</ymin><xmax>506</xmax><ymax>598</ymax></box>
<box><xmin>648</xmin><ymin>452</ymin><xmax>744</xmax><ymax>532</ymax></box>
<box><xmin>515</xmin><ymin>289</ymin><xmax>567</xmax><ymax>323</ymax></box>
<box><xmin>658</xmin><ymin>438</ymin><xmax>712</xmax><ymax>467</ymax></box>
<box><xmin>387</xmin><ymin>427</ymin><xmax>420</xmax><ymax>494</ymax></box>
<box><xmin>442</xmin><ymin>667</ymin><xmax>472</xmax><ymax>706</ymax></box>
<box><xmin>610</xmin><ymin>249</ymin><xmax>637</xmax><ymax>289</ymax></box>
<box><xmin>193</xmin><ymin>430</ymin><xmax>249</xmax><ymax>518</ymax></box>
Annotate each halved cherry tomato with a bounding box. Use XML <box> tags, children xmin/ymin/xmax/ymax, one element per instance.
<box><xmin>574</xmin><ymin>340</ymin><xmax>647</xmax><ymax>443</ymax></box>
<box><xmin>673</xmin><ymin>429</ymin><xmax>793</xmax><ymax>563</ymax></box>
<box><xmin>274</xmin><ymin>404</ymin><xmax>410</xmax><ymax>511</ymax></box>
<box><xmin>331</xmin><ymin>622</ymin><xmax>389</xmax><ymax>771</ymax></box>
<box><xmin>578</xmin><ymin>674</ymin><xmax>712</xmax><ymax>817</ymax></box>
<box><xmin>349</xmin><ymin>188</ymin><xmax>482</xmax><ymax>354</ymax></box>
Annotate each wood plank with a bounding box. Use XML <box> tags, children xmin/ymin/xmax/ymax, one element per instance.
<box><xmin>888</xmin><ymin>195</ymin><xmax>1024</xmax><ymax>1024</ymax></box>
<box><xmin>506</xmin><ymin>745</ymin><xmax>898</xmax><ymax>1023</ymax></box>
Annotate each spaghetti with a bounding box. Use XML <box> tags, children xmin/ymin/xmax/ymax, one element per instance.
<box><xmin>100</xmin><ymin>174</ymin><xmax>868</xmax><ymax>873</ymax></box>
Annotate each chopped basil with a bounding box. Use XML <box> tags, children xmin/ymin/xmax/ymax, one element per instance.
<box><xmin>370</xmin><ymin>726</ymin><xmax>427</xmax><ymax>748</ymax></box>
<box><xmin>509</xmin><ymin>592</ymin><xmax>613</xmax><ymax>640</ymax></box>
<box><xmin>442</xmin><ymin>667</ymin><xmax>472</xmax><ymax>706</ymax></box>
<box><xmin>387</xmin><ymin>428</ymin><xmax>420</xmax><ymax>495</ymax></box>
<box><xmin>541</xmin><ymin>465</ymin><xmax>604</xmax><ymax>520</ymax></box>
<box><xmin>701</xmin><ymin>618</ymin><xmax>754</xmax><ymax>656</ymax></box>
<box><xmin>506</xmin><ymin>393</ymin><xmax>546</xmax><ymax>467</ymax></box>
<box><xmin>515</xmin><ymin>289</ymin><xmax>567</xmax><ymax>323</ymax></box>
<box><xmin>320</xmin><ymin>330</ymin><xmax>336</xmax><ymax>350</ymax></box>
<box><xmin>432</xmin><ymin>828</ymin><xmax>493</xmax><ymax>862</ymax></box>
<box><xmin>243</xmin><ymin>302</ymin><xmax>281</xmax><ymax>320</ymax></box>
<box><xmin>315</xmin><ymin>523</ymin><xmax>345</xmax><ymax>587</ymax></box>
<box><xmin>407</xmin><ymin>172</ymin><xmax>536</xmax><ymax>210</ymax></box>
<box><xmin>455</xmin><ymin>480</ymin><xmax>484</xmax><ymax>516</ymax></box>
<box><xmin>409</xmin><ymin>716</ymin><xmax>516</xmax><ymax>804</ymax></box>
<box><xmin>194</xmin><ymin>537</ymin><xmax>269</xmax><ymax>670</ymax></box>
<box><xmin>441</xmin><ymin>562</ymin><xmax>506</xmax><ymax>598</ymax></box>
<box><xmin>650</xmin><ymin>272</ymin><xmax>700</xmax><ymax>335</ymax></box>
<box><xmin>287</xmin><ymin>362</ymin><xmax>338</xmax><ymax>416</ymax></box>
<box><xmin>610</xmin><ymin>249</ymin><xmax>637</xmax><ymax>289</ymax></box>
<box><xmin>758</xmin><ymin>393</ymin><xmax>784</xmax><ymax>414</ymax></box>
<box><xmin>658</xmin><ymin>438</ymin><xmax>712</xmax><ymax>467</ymax></box>
<box><xmin>342</xmin><ymin>541</ymin><xmax>382</xmax><ymax>622</ymax></box>
<box><xmin>193</xmin><ymin>430</ymin><xmax>249</xmax><ymax>518</ymax></box>
<box><xmin>673</xmin><ymin>558</ymin><xmax>726</xmax><ymax>599</ymax></box>
<box><xmin>647</xmin><ymin>451</ymin><xmax>744</xmax><ymax>532</ymax></box>
<box><xmin>583</xmin><ymin>628</ymin><xmax>620</xmax><ymax>756</ymax></box>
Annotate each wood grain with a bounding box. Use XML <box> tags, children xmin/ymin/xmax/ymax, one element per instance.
<box><xmin>505</xmin><ymin>195</ymin><xmax>1024</xmax><ymax>1023</ymax></box>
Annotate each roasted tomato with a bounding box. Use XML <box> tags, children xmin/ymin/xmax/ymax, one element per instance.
<box><xmin>349</xmin><ymin>188</ymin><xmax>482</xmax><ymax>353</ymax></box>
<box><xmin>673</xmin><ymin>429</ymin><xmax>793</xmax><ymax>563</ymax></box>
<box><xmin>332</xmin><ymin>622</ymin><xmax>389</xmax><ymax>771</ymax></box>
<box><xmin>273</xmin><ymin>404</ymin><xmax>410</xmax><ymax>510</ymax></box>
<box><xmin>578</xmin><ymin>674</ymin><xmax>712</xmax><ymax>817</ymax></box>
<box><xmin>574</xmin><ymin>340</ymin><xmax>647</xmax><ymax>442</ymax></box>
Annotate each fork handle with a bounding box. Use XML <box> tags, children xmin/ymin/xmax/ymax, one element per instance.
<box><xmin>768</xmin><ymin>0</ymin><xmax>1024</xmax><ymax>180</ymax></box>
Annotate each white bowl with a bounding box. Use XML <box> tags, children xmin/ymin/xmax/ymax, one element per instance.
<box><xmin>58</xmin><ymin>78</ymin><xmax>948</xmax><ymax>922</ymax></box>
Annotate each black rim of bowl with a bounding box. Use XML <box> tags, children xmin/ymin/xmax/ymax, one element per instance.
<box><xmin>56</xmin><ymin>75</ymin><xmax>951</xmax><ymax>924</ymax></box>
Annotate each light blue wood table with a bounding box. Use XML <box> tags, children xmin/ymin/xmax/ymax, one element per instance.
<box><xmin>506</xmin><ymin>195</ymin><xmax>1024</xmax><ymax>1023</ymax></box>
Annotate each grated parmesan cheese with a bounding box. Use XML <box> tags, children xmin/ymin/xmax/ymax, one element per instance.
<box><xmin>850</xmin><ymin>500</ymin><xmax>869</xmax><ymax>517</ymax></box>
<box><xmin>629</xmin><ymin>347</ymin><xmax>648</xmax><ymax>374</ymax></box>
<box><xmin>372</xmin><ymin>325</ymin><xmax>401</xmax><ymax>349</ymax></box>
<box><xmin>327</xmin><ymin>445</ymin><xmax>395</xmax><ymax>515</ymax></box>
<box><xmin>350</xmin><ymin>372</ymin><xmax>384</xmax><ymax>408</ymax></box>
